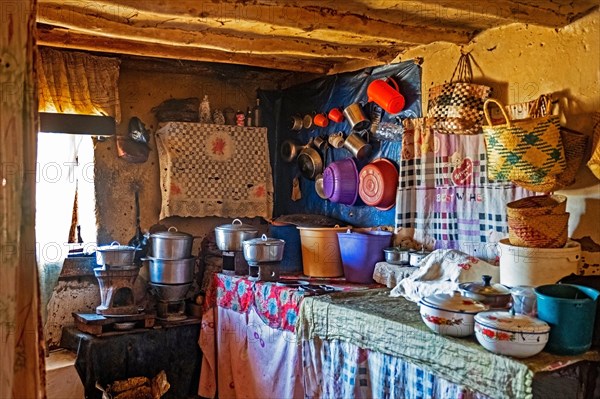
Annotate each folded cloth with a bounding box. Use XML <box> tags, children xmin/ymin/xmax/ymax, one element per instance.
<box><xmin>389</xmin><ymin>249</ymin><xmax>500</xmax><ymax>302</ymax></box>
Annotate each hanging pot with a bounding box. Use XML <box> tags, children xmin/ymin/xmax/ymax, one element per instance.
<box><xmin>281</xmin><ymin>139</ymin><xmax>304</xmax><ymax>163</ymax></box>
<box><xmin>290</xmin><ymin>115</ymin><xmax>303</xmax><ymax>131</ymax></box>
<box><xmin>297</xmin><ymin>146</ymin><xmax>323</xmax><ymax>180</ymax></box>
<box><xmin>303</xmin><ymin>114</ymin><xmax>313</xmax><ymax>129</ymax></box>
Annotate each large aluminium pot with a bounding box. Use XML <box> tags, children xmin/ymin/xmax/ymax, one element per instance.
<box><xmin>144</xmin><ymin>256</ymin><xmax>195</xmax><ymax>284</ymax></box>
<box><xmin>242</xmin><ymin>234</ymin><xmax>285</xmax><ymax>263</ymax></box>
<box><xmin>151</xmin><ymin>226</ymin><xmax>194</xmax><ymax>259</ymax></box>
<box><xmin>215</xmin><ymin>219</ymin><xmax>260</xmax><ymax>251</ymax></box>
<box><xmin>96</xmin><ymin>241</ymin><xmax>137</xmax><ymax>267</ymax></box>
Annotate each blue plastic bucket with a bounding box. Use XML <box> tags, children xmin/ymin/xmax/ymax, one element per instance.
<box><xmin>535</xmin><ymin>284</ymin><xmax>600</xmax><ymax>355</ymax></box>
<box><xmin>268</xmin><ymin>224</ymin><xmax>303</xmax><ymax>273</ymax></box>
<box><xmin>337</xmin><ymin>230</ymin><xmax>392</xmax><ymax>283</ymax></box>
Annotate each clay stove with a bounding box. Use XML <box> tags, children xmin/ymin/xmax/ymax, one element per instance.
<box><xmin>94</xmin><ymin>266</ymin><xmax>140</xmax><ymax>316</ymax></box>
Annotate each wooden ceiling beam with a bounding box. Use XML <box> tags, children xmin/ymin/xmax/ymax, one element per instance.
<box><xmin>37</xmin><ymin>3</ymin><xmax>403</xmax><ymax>62</ymax></box>
<box><xmin>37</xmin><ymin>27</ymin><xmax>336</xmax><ymax>75</ymax></box>
<box><xmin>38</xmin><ymin>0</ymin><xmax>472</xmax><ymax>46</ymax></box>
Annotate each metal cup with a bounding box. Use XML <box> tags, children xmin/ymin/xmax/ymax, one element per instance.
<box><xmin>343</xmin><ymin>131</ymin><xmax>372</xmax><ymax>159</ymax></box>
<box><xmin>343</xmin><ymin>103</ymin><xmax>371</xmax><ymax>131</ymax></box>
<box><xmin>290</xmin><ymin>116</ymin><xmax>303</xmax><ymax>131</ymax></box>
<box><xmin>328</xmin><ymin>132</ymin><xmax>345</xmax><ymax>149</ymax></box>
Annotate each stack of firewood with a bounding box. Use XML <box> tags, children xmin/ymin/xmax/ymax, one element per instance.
<box><xmin>96</xmin><ymin>370</ymin><xmax>170</xmax><ymax>399</ymax></box>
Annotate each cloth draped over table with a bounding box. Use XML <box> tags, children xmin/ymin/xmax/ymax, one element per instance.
<box><xmin>155</xmin><ymin>123</ymin><xmax>274</xmax><ymax>219</ymax></box>
<box><xmin>395</xmin><ymin>118</ymin><xmax>532</xmax><ymax>262</ymax></box>
<box><xmin>297</xmin><ymin>289</ymin><xmax>600</xmax><ymax>399</ymax></box>
<box><xmin>37</xmin><ymin>47</ymin><xmax>121</xmax><ymax>122</ymax></box>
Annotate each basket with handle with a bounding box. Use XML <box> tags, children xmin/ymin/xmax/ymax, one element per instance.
<box><xmin>482</xmin><ymin>98</ymin><xmax>566</xmax><ymax>186</ymax></box>
<box><xmin>427</xmin><ymin>52</ymin><xmax>492</xmax><ymax>135</ymax></box>
<box><xmin>508</xmin><ymin>95</ymin><xmax>587</xmax><ymax>192</ymax></box>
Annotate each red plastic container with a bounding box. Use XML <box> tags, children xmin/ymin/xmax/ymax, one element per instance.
<box><xmin>358</xmin><ymin>158</ymin><xmax>398</xmax><ymax>210</ymax></box>
<box><xmin>367</xmin><ymin>77</ymin><xmax>405</xmax><ymax>115</ymax></box>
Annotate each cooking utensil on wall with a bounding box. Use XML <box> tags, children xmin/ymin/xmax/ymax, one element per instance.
<box><xmin>343</xmin><ymin>103</ymin><xmax>371</xmax><ymax>131</ymax></box>
<box><xmin>303</xmin><ymin>114</ymin><xmax>313</xmax><ymax>129</ymax></box>
<box><xmin>322</xmin><ymin>158</ymin><xmax>359</xmax><ymax>205</ymax></box>
<box><xmin>328</xmin><ymin>132</ymin><xmax>345</xmax><ymax>149</ymax></box>
<box><xmin>328</xmin><ymin>108</ymin><xmax>344</xmax><ymax>123</ymax></box>
<box><xmin>281</xmin><ymin>139</ymin><xmax>304</xmax><ymax>163</ymax></box>
<box><xmin>297</xmin><ymin>145</ymin><xmax>323</xmax><ymax>180</ymax></box>
<box><xmin>343</xmin><ymin>131</ymin><xmax>372</xmax><ymax>159</ymax></box>
<box><xmin>290</xmin><ymin>115</ymin><xmax>303</xmax><ymax>131</ymax></box>
<box><xmin>313</xmin><ymin>113</ymin><xmax>329</xmax><ymax>127</ymax></box>
<box><xmin>367</xmin><ymin>77</ymin><xmax>405</xmax><ymax>115</ymax></box>
<box><xmin>358</xmin><ymin>158</ymin><xmax>399</xmax><ymax>210</ymax></box>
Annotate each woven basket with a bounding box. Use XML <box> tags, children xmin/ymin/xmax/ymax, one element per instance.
<box><xmin>508</xmin><ymin>213</ymin><xmax>569</xmax><ymax>248</ymax></box>
<box><xmin>513</xmin><ymin>128</ymin><xmax>588</xmax><ymax>192</ymax></box>
<box><xmin>506</xmin><ymin>194</ymin><xmax>567</xmax><ymax>218</ymax></box>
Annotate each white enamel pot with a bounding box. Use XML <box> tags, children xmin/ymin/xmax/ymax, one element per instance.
<box><xmin>419</xmin><ymin>291</ymin><xmax>488</xmax><ymax>337</ymax></box>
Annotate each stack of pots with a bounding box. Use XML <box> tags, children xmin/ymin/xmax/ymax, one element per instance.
<box><xmin>145</xmin><ymin>227</ymin><xmax>196</xmax><ymax>302</ymax></box>
<box><xmin>499</xmin><ymin>194</ymin><xmax>581</xmax><ymax>287</ymax></box>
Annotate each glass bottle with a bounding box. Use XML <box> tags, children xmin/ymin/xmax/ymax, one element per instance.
<box><xmin>253</xmin><ymin>97</ymin><xmax>262</xmax><ymax>127</ymax></box>
<box><xmin>245</xmin><ymin>106</ymin><xmax>253</xmax><ymax>127</ymax></box>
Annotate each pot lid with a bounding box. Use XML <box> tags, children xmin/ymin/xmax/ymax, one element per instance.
<box><xmin>215</xmin><ymin>219</ymin><xmax>259</xmax><ymax>232</ymax></box>
<box><xmin>459</xmin><ymin>275</ymin><xmax>511</xmax><ymax>297</ymax></box>
<box><xmin>475</xmin><ymin>311</ymin><xmax>550</xmax><ymax>333</ymax></box>
<box><xmin>243</xmin><ymin>234</ymin><xmax>285</xmax><ymax>246</ymax></box>
<box><xmin>97</xmin><ymin>241</ymin><xmax>136</xmax><ymax>251</ymax></box>
<box><xmin>151</xmin><ymin>226</ymin><xmax>193</xmax><ymax>239</ymax></box>
<box><xmin>421</xmin><ymin>291</ymin><xmax>488</xmax><ymax>314</ymax></box>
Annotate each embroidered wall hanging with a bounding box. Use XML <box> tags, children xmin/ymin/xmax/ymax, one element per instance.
<box><xmin>156</xmin><ymin>122</ymin><xmax>273</xmax><ymax>219</ymax></box>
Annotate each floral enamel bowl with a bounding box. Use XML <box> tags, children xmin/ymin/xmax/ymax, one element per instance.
<box><xmin>419</xmin><ymin>292</ymin><xmax>488</xmax><ymax>337</ymax></box>
<box><xmin>474</xmin><ymin>311</ymin><xmax>550</xmax><ymax>358</ymax></box>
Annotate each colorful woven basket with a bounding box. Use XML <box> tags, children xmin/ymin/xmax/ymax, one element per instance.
<box><xmin>508</xmin><ymin>213</ymin><xmax>569</xmax><ymax>248</ymax></box>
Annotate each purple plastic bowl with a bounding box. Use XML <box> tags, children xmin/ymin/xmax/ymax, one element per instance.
<box><xmin>322</xmin><ymin>158</ymin><xmax>359</xmax><ymax>205</ymax></box>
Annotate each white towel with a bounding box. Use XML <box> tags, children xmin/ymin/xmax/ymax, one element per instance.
<box><xmin>389</xmin><ymin>249</ymin><xmax>500</xmax><ymax>302</ymax></box>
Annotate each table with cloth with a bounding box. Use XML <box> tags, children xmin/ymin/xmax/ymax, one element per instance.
<box><xmin>199</xmin><ymin>274</ymin><xmax>600</xmax><ymax>399</ymax></box>
<box><xmin>298</xmin><ymin>289</ymin><xmax>600</xmax><ymax>399</ymax></box>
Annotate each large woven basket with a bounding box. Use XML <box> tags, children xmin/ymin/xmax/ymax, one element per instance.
<box><xmin>508</xmin><ymin>213</ymin><xmax>569</xmax><ymax>248</ymax></box>
<box><xmin>506</xmin><ymin>195</ymin><xmax>567</xmax><ymax>218</ymax></box>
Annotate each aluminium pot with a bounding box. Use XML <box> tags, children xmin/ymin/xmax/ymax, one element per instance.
<box><xmin>148</xmin><ymin>282</ymin><xmax>192</xmax><ymax>302</ymax></box>
<box><xmin>144</xmin><ymin>256</ymin><xmax>195</xmax><ymax>284</ymax></box>
<box><xmin>383</xmin><ymin>247</ymin><xmax>410</xmax><ymax>265</ymax></box>
<box><xmin>242</xmin><ymin>234</ymin><xmax>285</xmax><ymax>264</ymax></box>
<box><xmin>96</xmin><ymin>241</ymin><xmax>137</xmax><ymax>267</ymax></box>
<box><xmin>459</xmin><ymin>275</ymin><xmax>512</xmax><ymax>309</ymax></box>
<box><xmin>215</xmin><ymin>219</ymin><xmax>260</xmax><ymax>251</ymax></box>
<box><xmin>409</xmin><ymin>248</ymin><xmax>431</xmax><ymax>267</ymax></box>
<box><xmin>151</xmin><ymin>226</ymin><xmax>194</xmax><ymax>259</ymax></box>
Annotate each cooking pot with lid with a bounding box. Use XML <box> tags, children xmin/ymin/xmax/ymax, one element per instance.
<box><xmin>215</xmin><ymin>219</ymin><xmax>260</xmax><ymax>251</ymax></box>
<box><xmin>96</xmin><ymin>241</ymin><xmax>137</xmax><ymax>267</ymax></box>
<box><xmin>459</xmin><ymin>275</ymin><xmax>512</xmax><ymax>309</ymax></box>
<box><xmin>242</xmin><ymin>234</ymin><xmax>285</xmax><ymax>264</ymax></box>
<box><xmin>151</xmin><ymin>226</ymin><xmax>194</xmax><ymax>259</ymax></box>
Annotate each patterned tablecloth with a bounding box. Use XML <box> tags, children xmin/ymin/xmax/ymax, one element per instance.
<box><xmin>155</xmin><ymin>122</ymin><xmax>273</xmax><ymax>219</ymax></box>
<box><xmin>298</xmin><ymin>289</ymin><xmax>600</xmax><ymax>399</ymax></box>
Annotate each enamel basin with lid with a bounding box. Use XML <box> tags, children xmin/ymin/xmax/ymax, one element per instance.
<box><xmin>474</xmin><ymin>310</ymin><xmax>550</xmax><ymax>358</ymax></box>
<box><xmin>419</xmin><ymin>291</ymin><xmax>488</xmax><ymax>337</ymax></box>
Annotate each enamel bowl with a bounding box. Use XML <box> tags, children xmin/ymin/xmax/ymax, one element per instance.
<box><xmin>474</xmin><ymin>311</ymin><xmax>550</xmax><ymax>358</ymax></box>
<box><xmin>419</xmin><ymin>292</ymin><xmax>488</xmax><ymax>337</ymax></box>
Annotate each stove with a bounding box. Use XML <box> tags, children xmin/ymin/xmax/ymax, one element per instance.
<box><xmin>93</xmin><ymin>266</ymin><xmax>140</xmax><ymax>316</ymax></box>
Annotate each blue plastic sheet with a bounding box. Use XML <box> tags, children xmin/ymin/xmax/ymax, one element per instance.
<box><xmin>260</xmin><ymin>61</ymin><xmax>422</xmax><ymax>227</ymax></box>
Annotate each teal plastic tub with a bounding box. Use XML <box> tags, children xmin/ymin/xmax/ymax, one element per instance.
<box><xmin>535</xmin><ymin>284</ymin><xmax>600</xmax><ymax>355</ymax></box>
